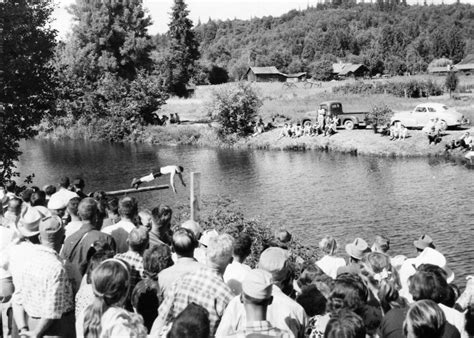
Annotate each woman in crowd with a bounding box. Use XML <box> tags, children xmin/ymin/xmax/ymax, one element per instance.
<box><xmin>316</xmin><ymin>236</ymin><xmax>346</xmax><ymax>279</ymax></box>
<box><xmin>79</xmin><ymin>259</ymin><xmax>147</xmax><ymax>337</ymax></box>
<box><xmin>403</xmin><ymin>300</ymin><xmax>447</xmax><ymax>338</ymax></box>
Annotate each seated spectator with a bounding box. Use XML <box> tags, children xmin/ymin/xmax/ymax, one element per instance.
<box><xmin>102</xmin><ymin>196</ymin><xmax>138</xmax><ymax>253</ymax></box>
<box><xmin>446</xmin><ymin>132</ymin><xmax>473</xmax><ymax>151</ymax></box>
<box><xmin>316</xmin><ymin>236</ymin><xmax>346</xmax><ymax>279</ymax></box>
<box><xmin>427</xmin><ymin>126</ymin><xmax>442</xmax><ymax>145</ymax></box>
<box><xmin>325</xmin><ymin>309</ymin><xmax>366</xmax><ymax>338</ymax></box>
<box><xmin>337</xmin><ymin>238</ymin><xmax>371</xmax><ymax>276</ymax></box>
<box><xmin>79</xmin><ymin>259</ymin><xmax>147</xmax><ymax>337</ymax></box>
<box><xmin>403</xmin><ymin>300</ymin><xmax>448</xmax><ymax>338</ymax></box>
<box><xmin>224</xmin><ymin>232</ymin><xmax>252</xmax><ymax>295</ymax></box>
<box><xmin>168</xmin><ymin>303</ymin><xmax>210</xmax><ymax>338</ymax></box>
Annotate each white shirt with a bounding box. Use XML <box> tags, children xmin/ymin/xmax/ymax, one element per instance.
<box><xmin>0</xmin><ymin>226</ymin><xmax>17</xmax><ymax>279</ymax></box>
<box><xmin>65</xmin><ymin>220</ymin><xmax>83</xmax><ymax>239</ymax></box>
<box><xmin>223</xmin><ymin>261</ymin><xmax>251</xmax><ymax>296</ymax></box>
<box><xmin>50</xmin><ymin>188</ymin><xmax>78</xmax><ymax>207</ymax></box>
<box><xmin>102</xmin><ymin>220</ymin><xmax>136</xmax><ymax>253</ymax></box>
<box><xmin>439</xmin><ymin>303</ymin><xmax>468</xmax><ymax>338</ymax></box>
<box><xmin>215</xmin><ymin>285</ymin><xmax>308</xmax><ymax>338</ymax></box>
<box><xmin>316</xmin><ymin>255</ymin><xmax>346</xmax><ymax>279</ymax></box>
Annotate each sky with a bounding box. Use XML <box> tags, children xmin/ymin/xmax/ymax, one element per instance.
<box><xmin>51</xmin><ymin>0</ymin><xmax>473</xmax><ymax>39</ymax></box>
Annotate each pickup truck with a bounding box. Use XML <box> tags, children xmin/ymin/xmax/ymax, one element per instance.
<box><xmin>302</xmin><ymin>101</ymin><xmax>370</xmax><ymax>130</ymax></box>
<box><xmin>391</xmin><ymin>103</ymin><xmax>466</xmax><ymax>130</ymax></box>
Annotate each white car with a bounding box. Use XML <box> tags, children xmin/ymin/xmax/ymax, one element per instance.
<box><xmin>391</xmin><ymin>103</ymin><xmax>465</xmax><ymax>130</ymax></box>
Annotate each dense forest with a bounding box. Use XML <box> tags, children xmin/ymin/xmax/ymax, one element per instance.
<box><xmin>154</xmin><ymin>3</ymin><xmax>474</xmax><ymax>82</ymax></box>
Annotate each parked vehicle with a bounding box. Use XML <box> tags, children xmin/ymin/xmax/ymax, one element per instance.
<box><xmin>391</xmin><ymin>103</ymin><xmax>466</xmax><ymax>130</ymax></box>
<box><xmin>302</xmin><ymin>101</ymin><xmax>370</xmax><ymax>130</ymax></box>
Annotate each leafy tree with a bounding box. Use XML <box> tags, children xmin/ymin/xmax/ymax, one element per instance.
<box><xmin>309</xmin><ymin>60</ymin><xmax>333</xmax><ymax>81</ymax></box>
<box><xmin>445</xmin><ymin>71</ymin><xmax>459</xmax><ymax>98</ymax></box>
<box><xmin>207</xmin><ymin>83</ymin><xmax>262</xmax><ymax>138</ymax></box>
<box><xmin>366</xmin><ymin>105</ymin><xmax>394</xmax><ymax>133</ymax></box>
<box><xmin>0</xmin><ymin>0</ymin><xmax>57</xmax><ymax>182</ymax></box>
<box><xmin>208</xmin><ymin>65</ymin><xmax>229</xmax><ymax>85</ymax></box>
<box><xmin>166</xmin><ymin>0</ymin><xmax>200</xmax><ymax>97</ymax></box>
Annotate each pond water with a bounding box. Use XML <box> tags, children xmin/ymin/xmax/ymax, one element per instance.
<box><xmin>18</xmin><ymin>139</ymin><xmax>474</xmax><ymax>283</ymax></box>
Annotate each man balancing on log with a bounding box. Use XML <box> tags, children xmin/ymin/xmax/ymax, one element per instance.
<box><xmin>131</xmin><ymin>165</ymin><xmax>186</xmax><ymax>193</ymax></box>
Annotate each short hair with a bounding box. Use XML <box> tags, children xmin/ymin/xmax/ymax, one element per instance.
<box><xmin>5</xmin><ymin>180</ymin><xmax>16</xmax><ymax>193</ymax></box>
<box><xmin>320</xmin><ymin>236</ymin><xmax>338</xmax><ymax>256</ymax></box>
<box><xmin>143</xmin><ymin>245</ymin><xmax>173</xmax><ymax>279</ymax></box>
<box><xmin>59</xmin><ymin>176</ymin><xmax>70</xmax><ymax>189</ymax></box>
<box><xmin>296</xmin><ymin>284</ymin><xmax>327</xmax><ymax>317</ymax></box>
<box><xmin>172</xmin><ymin>228</ymin><xmax>197</xmax><ymax>257</ymax></box>
<box><xmin>403</xmin><ymin>300</ymin><xmax>446</xmax><ymax>338</ymax></box>
<box><xmin>131</xmin><ymin>279</ymin><xmax>159</xmax><ymax>332</ymax></box>
<box><xmin>408</xmin><ymin>271</ymin><xmax>444</xmax><ymax>303</ymax></box>
<box><xmin>67</xmin><ymin>197</ymin><xmax>81</xmax><ymax>217</ymax></box>
<box><xmin>362</xmin><ymin>252</ymin><xmax>391</xmax><ymax>274</ymax></box>
<box><xmin>328</xmin><ymin>273</ymin><xmax>368</xmax><ymax>314</ymax></box>
<box><xmin>168</xmin><ymin>303</ymin><xmax>210</xmax><ymax>338</ymax></box>
<box><xmin>30</xmin><ymin>191</ymin><xmax>46</xmax><ymax>207</ymax></box>
<box><xmin>416</xmin><ymin>264</ymin><xmax>449</xmax><ymax>305</ymax></box>
<box><xmin>233</xmin><ymin>233</ymin><xmax>252</xmax><ymax>260</ymax></box>
<box><xmin>325</xmin><ymin>309</ymin><xmax>366</xmax><ymax>338</ymax></box>
<box><xmin>21</xmin><ymin>188</ymin><xmax>34</xmax><ymax>203</ymax></box>
<box><xmin>118</xmin><ymin>197</ymin><xmax>137</xmax><ymax>219</ymax></box>
<box><xmin>85</xmin><ymin>250</ymin><xmax>115</xmax><ymax>284</ymax></box>
<box><xmin>107</xmin><ymin>198</ymin><xmax>119</xmax><ymax>214</ymax></box>
<box><xmin>206</xmin><ymin>234</ymin><xmax>234</xmax><ymax>269</ymax></box>
<box><xmin>78</xmin><ymin>197</ymin><xmax>98</xmax><ymax>222</ymax></box>
<box><xmin>44</xmin><ymin>185</ymin><xmax>56</xmax><ymax>196</ymax></box>
<box><xmin>151</xmin><ymin>204</ymin><xmax>172</xmax><ymax>228</ymax></box>
<box><xmin>128</xmin><ymin>227</ymin><xmax>149</xmax><ymax>253</ymax></box>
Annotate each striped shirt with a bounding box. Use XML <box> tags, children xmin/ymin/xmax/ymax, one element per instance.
<box><xmin>226</xmin><ymin>320</ymin><xmax>292</xmax><ymax>337</ymax></box>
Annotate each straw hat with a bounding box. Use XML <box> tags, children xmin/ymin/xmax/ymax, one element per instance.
<box><xmin>18</xmin><ymin>207</ymin><xmax>45</xmax><ymax>237</ymax></box>
<box><xmin>345</xmin><ymin>238</ymin><xmax>371</xmax><ymax>260</ymax></box>
<box><xmin>414</xmin><ymin>234</ymin><xmax>434</xmax><ymax>250</ymax></box>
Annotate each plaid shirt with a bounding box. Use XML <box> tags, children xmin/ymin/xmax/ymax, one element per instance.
<box><xmin>12</xmin><ymin>244</ymin><xmax>74</xmax><ymax>319</ymax></box>
<box><xmin>115</xmin><ymin>251</ymin><xmax>144</xmax><ymax>289</ymax></box>
<box><xmin>226</xmin><ymin>320</ymin><xmax>292</xmax><ymax>338</ymax></box>
<box><xmin>153</xmin><ymin>266</ymin><xmax>233</xmax><ymax>336</ymax></box>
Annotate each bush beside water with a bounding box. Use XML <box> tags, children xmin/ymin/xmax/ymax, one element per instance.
<box><xmin>332</xmin><ymin>79</ymin><xmax>443</xmax><ymax>98</ymax></box>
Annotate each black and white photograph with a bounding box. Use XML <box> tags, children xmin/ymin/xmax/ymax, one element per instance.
<box><xmin>1</xmin><ymin>0</ymin><xmax>474</xmax><ymax>336</ymax></box>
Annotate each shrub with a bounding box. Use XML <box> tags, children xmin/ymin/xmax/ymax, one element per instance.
<box><xmin>366</xmin><ymin>105</ymin><xmax>394</xmax><ymax>133</ymax></box>
<box><xmin>309</xmin><ymin>59</ymin><xmax>334</xmax><ymax>81</ymax></box>
<box><xmin>206</xmin><ymin>82</ymin><xmax>262</xmax><ymax>138</ymax></box>
<box><xmin>208</xmin><ymin>65</ymin><xmax>229</xmax><ymax>85</ymax></box>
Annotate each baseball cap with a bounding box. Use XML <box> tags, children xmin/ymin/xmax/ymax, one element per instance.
<box><xmin>242</xmin><ymin>269</ymin><xmax>273</xmax><ymax>300</ymax></box>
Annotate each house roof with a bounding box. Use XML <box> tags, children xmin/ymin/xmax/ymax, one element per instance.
<box><xmin>456</xmin><ymin>64</ymin><xmax>474</xmax><ymax>70</ymax></box>
<box><xmin>457</xmin><ymin>54</ymin><xmax>474</xmax><ymax>65</ymax></box>
<box><xmin>247</xmin><ymin>66</ymin><xmax>284</xmax><ymax>75</ymax></box>
<box><xmin>286</xmin><ymin>72</ymin><xmax>307</xmax><ymax>78</ymax></box>
<box><xmin>428</xmin><ymin>66</ymin><xmax>454</xmax><ymax>73</ymax></box>
<box><xmin>332</xmin><ymin>63</ymin><xmax>367</xmax><ymax>75</ymax></box>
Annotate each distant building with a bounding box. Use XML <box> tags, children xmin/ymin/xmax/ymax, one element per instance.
<box><xmin>286</xmin><ymin>72</ymin><xmax>307</xmax><ymax>82</ymax></box>
<box><xmin>246</xmin><ymin>66</ymin><xmax>287</xmax><ymax>82</ymax></box>
<box><xmin>455</xmin><ymin>54</ymin><xmax>474</xmax><ymax>75</ymax></box>
<box><xmin>332</xmin><ymin>63</ymin><xmax>368</xmax><ymax>78</ymax></box>
<box><xmin>428</xmin><ymin>65</ymin><xmax>456</xmax><ymax>75</ymax></box>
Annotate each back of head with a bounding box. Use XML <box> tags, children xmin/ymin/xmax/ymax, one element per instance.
<box><xmin>84</xmin><ymin>259</ymin><xmax>130</xmax><ymax>337</ymax></box>
<box><xmin>21</xmin><ymin>188</ymin><xmax>34</xmax><ymax>203</ymax></box>
<box><xmin>8</xmin><ymin>197</ymin><xmax>22</xmax><ymax>214</ymax></box>
<box><xmin>85</xmin><ymin>250</ymin><xmax>115</xmax><ymax>284</ymax></box>
<box><xmin>172</xmin><ymin>228</ymin><xmax>198</xmax><ymax>257</ymax></box>
<box><xmin>324</xmin><ymin>309</ymin><xmax>366</xmax><ymax>338</ymax></box>
<box><xmin>30</xmin><ymin>191</ymin><xmax>46</xmax><ymax>207</ymax></box>
<box><xmin>128</xmin><ymin>227</ymin><xmax>149</xmax><ymax>253</ymax></box>
<box><xmin>59</xmin><ymin>176</ymin><xmax>70</xmax><ymax>189</ymax></box>
<box><xmin>131</xmin><ymin>279</ymin><xmax>159</xmax><ymax>332</ymax></box>
<box><xmin>168</xmin><ymin>303</ymin><xmax>210</xmax><ymax>338</ymax></box>
<box><xmin>143</xmin><ymin>244</ymin><xmax>173</xmax><ymax>279</ymax></box>
<box><xmin>328</xmin><ymin>273</ymin><xmax>368</xmax><ymax>314</ymax></box>
<box><xmin>44</xmin><ymin>185</ymin><xmax>56</xmax><ymax>196</ymax></box>
<box><xmin>320</xmin><ymin>236</ymin><xmax>338</xmax><ymax>256</ymax></box>
<box><xmin>258</xmin><ymin>247</ymin><xmax>291</xmax><ymax>285</ymax></box>
<box><xmin>151</xmin><ymin>204</ymin><xmax>172</xmax><ymax>228</ymax></box>
<box><xmin>5</xmin><ymin>180</ymin><xmax>16</xmax><ymax>193</ymax></box>
<box><xmin>362</xmin><ymin>252</ymin><xmax>391</xmax><ymax>274</ymax></box>
<box><xmin>409</xmin><ymin>271</ymin><xmax>444</xmax><ymax>303</ymax></box>
<box><xmin>181</xmin><ymin>219</ymin><xmax>202</xmax><ymax>239</ymax></box>
<box><xmin>67</xmin><ymin>197</ymin><xmax>81</xmax><ymax>217</ymax></box>
<box><xmin>233</xmin><ymin>232</ymin><xmax>252</xmax><ymax>261</ymax></box>
<box><xmin>206</xmin><ymin>234</ymin><xmax>234</xmax><ymax>271</ymax></box>
<box><xmin>372</xmin><ymin>235</ymin><xmax>390</xmax><ymax>253</ymax></box>
<box><xmin>296</xmin><ymin>284</ymin><xmax>327</xmax><ymax>317</ymax></box>
<box><xmin>107</xmin><ymin>198</ymin><xmax>119</xmax><ymax>215</ymax></box>
<box><xmin>118</xmin><ymin>196</ymin><xmax>137</xmax><ymax>219</ymax></box>
<box><xmin>78</xmin><ymin>197</ymin><xmax>98</xmax><ymax>223</ymax></box>
<box><xmin>403</xmin><ymin>300</ymin><xmax>446</xmax><ymax>338</ymax></box>
<box><xmin>73</xmin><ymin>177</ymin><xmax>85</xmax><ymax>190</ymax></box>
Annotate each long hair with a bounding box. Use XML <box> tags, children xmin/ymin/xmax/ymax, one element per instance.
<box><xmin>83</xmin><ymin>259</ymin><xmax>130</xmax><ymax>338</ymax></box>
<box><xmin>403</xmin><ymin>300</ymin><xmax>446</xmax><ymax>338</ymax></box>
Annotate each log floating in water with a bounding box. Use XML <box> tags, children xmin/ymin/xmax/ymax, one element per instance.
<box><xmin>106</xmin><ymin>185</ymin><xmax>169</xmax><ymax>196</ymax></box>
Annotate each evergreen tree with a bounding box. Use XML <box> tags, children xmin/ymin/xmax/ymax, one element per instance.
<box><xmin>166</xmin><ymin>0</ymin><xmax>200</xmax><ymax>97</ymax></box>
<box><xmin>0</xmin><ymin>0</ymin><xmax>57</xmax><ymax>181</ymax></box>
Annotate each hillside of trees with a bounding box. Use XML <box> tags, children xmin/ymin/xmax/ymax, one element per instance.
<box><xmin>154</xmin><ymin>3</ymin><xmax>474</xmax><ymax>82</ymax></box>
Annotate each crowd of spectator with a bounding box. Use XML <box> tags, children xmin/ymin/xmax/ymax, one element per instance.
<box><xmin>0</xmin><ymin>177</ymin><xmax>473</xmax><ymax>338</ymax></box>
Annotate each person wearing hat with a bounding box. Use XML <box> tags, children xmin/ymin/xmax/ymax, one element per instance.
<box><xmin>414</xmin><ymin>234</ymin><xmax>435</xmax><ymax>252</ymax></box>
<box><xmin>216</xmin><ymin>247</ymin><xmax>307</xmax><ymax>338</ymax></box>
<box><xmin>47</xmin><ymin>193</ymin><xmax>69</xmax><ymax>219</ymax></box>
<box><xmin>12</xmin><ymin>216</ymin><xmax>75</xmax><ymax>337</ymax></box>
<box><xmin>226</xmin><ymin>269</ymin><xmax>291</xmax><ymax>337</ymax></box>
<box><xmin>49</xmin><ymin>176</ymin><xmax>78</xmax><ymax>210</ymax></box>
<box><xmin>336</xmin><ymin>238</ymin><xmax>371</xmax><ymax>276</ymax></box>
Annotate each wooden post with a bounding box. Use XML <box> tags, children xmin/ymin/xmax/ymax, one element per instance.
<box><xmin>190</xmin><ymin>172</ymin><xmax>201</xmax><ymax>222</ymax></box>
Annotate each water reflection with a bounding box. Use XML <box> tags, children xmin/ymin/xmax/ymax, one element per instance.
<box><xmin>17</xmin><ymin>140</ymin><xmax>474</xmax><ymax>284</ymax></box>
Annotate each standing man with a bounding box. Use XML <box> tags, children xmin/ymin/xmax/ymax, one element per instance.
<box><xmin>131</xmin><ymin>165</ymin><xmax>186</xmax><ymax>193</ymax></box>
